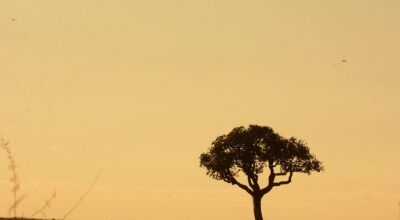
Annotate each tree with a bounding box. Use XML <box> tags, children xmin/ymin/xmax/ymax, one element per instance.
<box><xmin>199</xmin><ymin>125</ymin><xmax>323</xmax><ymax>220</ymax></box>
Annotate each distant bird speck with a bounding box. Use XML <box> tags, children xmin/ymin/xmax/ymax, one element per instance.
<box><xmin>11</xmin><ymin>18</ymin><xmax>16</xmax><ymax>22</ymax></box>
<box><xmin>333</xmin><ymin>58</ymin><xmax>349</xmax><ymax>66</ymax></box>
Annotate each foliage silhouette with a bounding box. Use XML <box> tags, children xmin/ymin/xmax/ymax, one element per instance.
<box><xmin>1</xmin><ymin>137</ymin><xmax>57</xmax><ymax>219</ymax></box>
<box><xmin>200</xmin><ymin>125</ymin><xmax>323</xmax><ymax>220</ymax></box>
<box><xmin>0</xmin><ymin>138</ymin><xmax>25</xmax><ymax>218</ymax></box>
<box><xmin>1</xmin><ymin>136</ymin><xmax>100</xmax><ymax>220</ymax></box>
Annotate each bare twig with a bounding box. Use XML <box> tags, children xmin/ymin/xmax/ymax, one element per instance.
<box><xmin>29</xmin><ymin>189</ymin><xmax>57</xmax><ymax>218</ymax></box>
<box><xmin>1</xmin><ymin>137</ymin><xmax>24</xmax><ymax>217</ymax></box>
<box><xmin>61</xmin><ymin>170</ymin><xmax>103</xmax><ymax>220</ymax></box>
<box><xmin>7</xmin><ymin>194</ymin><xmax>27</xmax><ymax>216</ymax></box>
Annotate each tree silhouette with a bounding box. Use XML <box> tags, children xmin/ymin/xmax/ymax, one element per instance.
<box><xmin>199</xmin><ymin>125</ymin><xmax>323</xmax><ymax>220</ymax></box>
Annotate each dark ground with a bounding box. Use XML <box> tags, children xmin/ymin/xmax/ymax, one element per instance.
<box><xmin>0</xmin><ymin>218</ymin><xmax>56</xmax><ymax>220</ymax></box>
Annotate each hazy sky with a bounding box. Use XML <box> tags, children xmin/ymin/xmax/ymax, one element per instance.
<box><xmin>1</xmin><ymin>0</ymin><xmax>400</xmax><ymax>219</ymax></box>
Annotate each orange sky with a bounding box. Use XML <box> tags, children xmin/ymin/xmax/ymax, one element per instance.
<box><xmin>1</xmin><ymin>0</ymin><xmax>400</xmax><ymax>219</ymax></box>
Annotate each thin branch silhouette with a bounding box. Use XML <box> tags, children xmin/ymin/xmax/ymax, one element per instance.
<box><xmin>1</xmin><ymin>137</ymin><xmax>25</xmax><ymax>218</ymax></box>
<box><xmin>29</xmin><ymin>189</ymin><xmax>57</xmax><ymax>218</ymax></box>
<box><xmin>7</xmin><ymin>194</ymin><xmax>27</xmax><ymax>217</ymax></box>
<box><xmin>61</xmin><ymin>170</ymin><xmax>103</xmax><ymax>220</ymax></box>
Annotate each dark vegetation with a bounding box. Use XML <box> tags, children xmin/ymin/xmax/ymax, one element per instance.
<box><xmin>1</xmin><ymin>138</ymin><xmax>57</xmax><ymax>220</ymax></box>
<box><xmin>200</xmin><ymin>125</ymin><xmax>323</xmax><ymax>220</ymax></box>
<box><xmin>2</xmin><ymin>124</ymin><xmax>323</xmax><ymax>220</ymax></box>
<box><xmin>1</xmin><ymin>137</ymin><xmax>100</xmax><ymax>220</ymax></box>
<box><xmin>0</xmin><ymin>218</ymin><xmax>55</xmax><ymax>220</ymax></box>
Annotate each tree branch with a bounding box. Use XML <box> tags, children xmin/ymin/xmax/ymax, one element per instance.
<box><xmin>248</xmin><ymin>174</ymin><xmax>261</xmax><ymax>192</ymax></box>
<box><xmin>273</xmin><ymin>171</ymin><xmax>293</xmax><ymax>186</ymax></box>
<box><xmin>247</xmin><ymin>176</ymin><xmax>254</xmax><ymax>188</ymax></box>
<box><xmin>275</xmin><ymin>172</ymin><xmax>287</xmax><ymax>176</ymax></box>
<box><xmin>260</xmin><ymin>161</ymin><xmax>275</xmax><ymax>195</ymax></box>
<box><xmin>231</xmin><ymin>177</ymin><xmax>253</xmax><ymax>195</ymax></box>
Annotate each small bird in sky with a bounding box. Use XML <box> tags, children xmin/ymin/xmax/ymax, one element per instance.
<box><xmin>333</xmin><ymin>58</ymin><xmax>349</xmax><ymax>66</ymax></box>
<box><xmin>11</xmin><ymin>18</ymin><xmax>16</xmax><ymax>22</ymax></box>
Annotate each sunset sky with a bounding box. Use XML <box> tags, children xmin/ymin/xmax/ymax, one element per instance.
<box><xmin>1</xmin><ymin>0</ymin><xmax>400</xmax><ymax>219</ymax></box>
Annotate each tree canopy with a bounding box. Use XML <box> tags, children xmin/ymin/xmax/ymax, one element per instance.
<box><xmin>200</xmin><ymin>124</ymin><xmax>323</xmax><ymax>196</ymax></box>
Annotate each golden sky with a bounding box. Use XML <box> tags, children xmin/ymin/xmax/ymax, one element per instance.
<box><xmin>1</xmin><ymin>0</ymin><xmax>400</xmax><ymax>219</ymax></box>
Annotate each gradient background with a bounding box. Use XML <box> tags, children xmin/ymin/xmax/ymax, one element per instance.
<box><xmin>1</xmin><ymin>0</ymin><xmax>400</xmax><ymax>219</ymax></box>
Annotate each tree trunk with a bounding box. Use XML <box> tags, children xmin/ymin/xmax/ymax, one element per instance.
<box><xmin>253</xmin><ymin>195</ymin><xmax>263</xmax><ymax>220</ymax></box>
